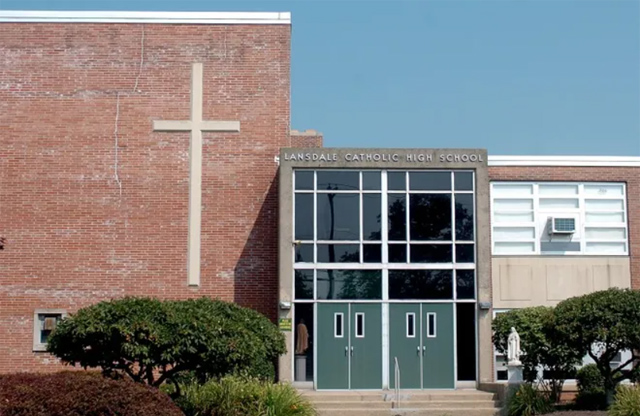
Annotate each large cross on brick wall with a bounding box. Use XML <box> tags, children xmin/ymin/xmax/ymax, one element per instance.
<box><xmin>153</xmin><ymin>62</ymin><xmax>240</xmax><ymax>286</ymax></box>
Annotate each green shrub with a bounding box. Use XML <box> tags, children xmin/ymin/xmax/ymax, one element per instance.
<box><xmin>0</xmin><ymin>371</ymin><xmax>183</xmax><ymax>416</ymax></box>
<box><xmin>575</xmin><ymin>364</ymin><xmax>607</xmax><ymax>410</ymax></box>
<box><xmin>47</xmin><ymin>297</ymin><xmax>286</xmax><ymax>386</ymax></box>
<box><xmin>610</xmin><ymin>385</ymin><xmax>640</xmax><ymax>416</ymax></box>
<box><xmin>172</xmin><ymin>375</ymin><xmax>316</xmax><ymax>416</ymax></box>
<box><xmin>507</xmin><ymin>383</ymin><xmax>554</xmax><ymax>416</ymax></box>
<box><xmin>554</xmin><ymin>288</ymin><xmax>640</xmax><ymax>394</ymax></box>
<box><xmin>260</xmin><ymin>382</ymin><xmax>316</xmax><ymax>416</ymax></box>
<box><xmin>493</xmin><ymin>307</ymin><xmax>582</xmax><ymax>402</ymax></box>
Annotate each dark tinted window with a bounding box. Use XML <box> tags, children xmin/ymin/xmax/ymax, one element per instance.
<box><xmin>455</xmin><ymin>194</ymin><xmax>474</xmax><ymax>241</ymax></box>
<box><xmin>363</xmin><ymin>244</ymin><xmax>382</xmax><ymax>263</ymax></box>
<box><xmin>362</xmin><ymin>171</ymin><xmax>381</xmax><ymax>190</ymax></box>
<box><xmin>295</xmin><ymin>194</ymin><xmax>314</xmax><ymax>240</ymax></box>
<box><xmin>456</xmin><ymin>270</ymin><xmax>475</xmax><ymax>299</ymax></box>
<box><xmin>317</xmin><ymin>194</ymin><xmax>359</xmax><ymax>240</ymax></box>
<box><xmin>295</xmin><ymin>244</ymin><xmax>314</xmax><ymax>263</ymax></box>
<box><xmin>388</xmin><ymin>194</ymin><xmax>406</xmax><ymax>240</ymax></box>
<box><xmin>317</xmin><ymin>270</ymin><xmax>382</xmax><ymax>300</ymax></box>
<box><xmin>294</xmin><ymin>270</ymin><xmax>313</xmax><ymax>300</ymax></box>
<box><xmin>409</xmin><ymin>172</ymin><xmax>451</xmax><ymax>191</ymax></box>
<box><xmin>295</xmin><ymin>171</ymin><xmax>314</xmax><ymax>190</ymax></box>
<box><xmin>456</xmin><ymin>244</ymin><xmax>474</xmax><ymax>263</ymax></box>
<box><xmin>388</xmin><ymin>270</ymin><xmax>453</xmax><ymax>299</ymax></box>
<box><xmin>457</xmin><ymin>303</ymin><xmax>477</xmax><ymax>381</ymax></box>
<box><xmin>363</xmin><ymin>194</ymin><xmax>381</xmax><ymax>240</ymax></box>
<box><xmin>387</xmin><ymin>171</ymin><xmax>406</xmax><ymax>191</ymax></box>
<box><xmin>388</xmin><ymin>244</ymin><xmax>406</xmax><ymax>263</ymax></box>
<box><xmin>355</xmin><ymin>313</ymin><xmax>364</xmax><ymax>337</ymax></box>
<box><xmin>317</xmin><ymin>244</ymin><xmax>360</xmax><ymax>263</ymax></box>
<box><xmin>410</xmin><ymin>244</ymin><xmax>452</xmax><ymax>263</ymax></box>
<box><xmin>407</xmin><ymin>314</ymin><xmax>415</xmax><ymax>337</ymax></box>
<box><xmin>455</xmin><ymin>172</ymin><xmax>473</xmax><ymax>191</ymax></box>
<box><xmin>317</xmin><ymin>171</ymin><xmax>359</xmax><ymax>191</ymax></box>
<box><xmin>409</xmin><ymin>194</ymin><xmax>452</xmax><ymax>240</ymax></box>
<box><xmin>335</xmin><ymin>313</ymin><xmax>343</xmax><ymax>337</ymax></box>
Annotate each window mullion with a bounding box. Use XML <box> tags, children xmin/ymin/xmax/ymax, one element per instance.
<box><xmin>405</xmin><ymin>172</ymin><xmax>410</xmax><ymax>260</ymax></box>
<box><xmin>381</xmin><ymin>171</ymin><xmax>389</xmax><ymax>263</ymax></box>
<box><xmin>533</xmin><ymin>183</ymin><xmax>540</xmax><ymax>254</ymax></box>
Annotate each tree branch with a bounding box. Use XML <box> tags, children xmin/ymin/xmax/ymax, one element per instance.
<box><xmin>611</xmin><ymin>356</ymin><xmax>636</xmax><ymax>377</ymax></box>
<box><xmin>146</xmin><ymin>365</ymin><xmax>155</xmax><ymax>385</ymax></box>
<box><xmin>153</xmin><ymin>363</ymin><xmax>187</xmax><ymax>387</ymax></box>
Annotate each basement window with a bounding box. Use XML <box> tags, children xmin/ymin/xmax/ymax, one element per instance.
<box><xmin>33</xmin><ymin>309</ymin><xmax>67</xmax><ymax>352</ymax></box>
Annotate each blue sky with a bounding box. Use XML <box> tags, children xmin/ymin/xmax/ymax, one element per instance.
<box><xmin>2</xmin><ymin>0</ymin><xmax>639</xmax><ymax>155</ymax></box>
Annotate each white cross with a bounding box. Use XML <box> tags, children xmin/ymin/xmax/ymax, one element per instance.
<box><xmin>153</xmin><ymin>62</ymin><xmax>240</xmax><ymax>286</ymax></box>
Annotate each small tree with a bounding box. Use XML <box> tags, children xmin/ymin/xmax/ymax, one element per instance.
<box><xmin>47</xmin><ymin>297</ymin><xmax>286</xmax><ymax>389</ymax></box>
<box><xmin>493</xmin><ymin>306</ymin><xmax>583</xmax><ymax>402</ymax></box>
<box><xmin>554</xmin><ymin>288</ymin><xmax>640</xmax><ymax>399</ymax></box>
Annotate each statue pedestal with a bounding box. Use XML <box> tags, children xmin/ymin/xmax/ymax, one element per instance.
<box><xmin>507</xmin><ymin>362</ymin><xmax>523</xmax><ymax>384</ymax></box>
<box><xmin>295</xmin><ymin>354</ymin><xmax>307</xmax><ymax>381</ymax></box>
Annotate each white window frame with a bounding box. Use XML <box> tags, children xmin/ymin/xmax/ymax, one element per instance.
<box><xmin>33</xmin><ymin>309</ymin><xmax>67</xmax><ymax>352</ymax></box>
<box><xmin>355</xmin><ymin>312</ymin><xmax>365</xmax><ymax>338</ymax></box>
<box><xmin>334</xmin><ymin>312</ymin><xmax>344</xmax><ymax>338</ymax></box>
<box><xmin>491</xmin><ymin>182</ymin><xmax>628</xmax><ymax>256</ymax></box>
<box><xmin>426</xmin><ymin>312</ymin><xmax>437</xmax><ymax>338</ymax></box>
<box><xmin>406</xmin><ymin>312</ymin><xmax>416</xmax><ymax>338</ymax></box>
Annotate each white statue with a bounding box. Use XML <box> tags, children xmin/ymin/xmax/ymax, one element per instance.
<box><xmin>507</xmin><ymin>327</ymin><xmax>522</xmax><ymax>366</ymax></box>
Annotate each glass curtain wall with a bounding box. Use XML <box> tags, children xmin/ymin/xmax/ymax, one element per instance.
<box><xmin>293</xmin><ymin>170</ymin><xmax>477</xmax><ymax>383</ymax></box>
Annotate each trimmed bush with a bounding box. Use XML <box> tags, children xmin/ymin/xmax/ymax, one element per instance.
<box><xmin>554</xmin><ymin>288</ymin><xmax>640</xmax><ymax>395</ymax></box>
<box><xmin>610</xmin><ymin>385</ymin><xmax>640</xmax><ymax>416</ymax></box>
<box><xmin>575</xmin><ymin>364</ymin><xmax>607</xmax><ymax>410</ymax></box>
<box><xmin>0</xmin><ymin>371</ymin><xmax>183</xmax><ymax>416</ymax></box>
<box><xmin>47</xmin><ymin>297</ymin><xmax>286</xmax><ymax>386</ymax></box>
<box><xmin>171</xmin><ymin>375</ymin><xmax>316</xmax><ymax>416</ymax></box>
<box><xmin>493</xmin><ymin>306</ymin><xmax>582</xmax><ymax>402</ymax></box>
<box><xmin>507</xmin><ymin>383</ymin><xmax>553</xmax><ymax>416</ymax></box>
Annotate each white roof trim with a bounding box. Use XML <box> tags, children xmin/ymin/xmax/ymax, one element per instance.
<box><xmin>488</xmin><ymin>155</ymin><xmax>640</xmax><ymax>167</ymax></box>
<box><xmin>0</xmin><ymin>10</ymin><xmax>291</xmax><ymax>25</ymax></box>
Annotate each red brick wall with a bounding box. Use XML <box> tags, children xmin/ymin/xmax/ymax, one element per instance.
<box><xmin>0</xmin><ymin>22</ymin><xmax>290</xmax><ymax>372</ymax></box>
<box><xmin>489</xmin><ymin>166</ymin><xmax>640</xmax><ymax>290</ymax></box>
<box><xmin>290</xmin><ymin>130</ymin><xmax>323</xmax><ymax>148</ymax></box>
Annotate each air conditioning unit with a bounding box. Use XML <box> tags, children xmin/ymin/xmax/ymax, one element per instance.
<box><xmin>550</xmin><ymin>217</ymin><xmax>576</xmax><ymax>234</ymax></box>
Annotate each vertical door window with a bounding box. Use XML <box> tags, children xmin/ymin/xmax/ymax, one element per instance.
<box><xmin>426</xmin><ymin>312</ymin><xmax>437</xmax><ymax>338</ymax></box>
<box><xmin>406</xmin><ymin>313</ymin><xmax>416</xmax><ymax>338</ymax></box>
<box><xmin>334</xmin><ymin>313</ymin><xmax>344</xmax><ymax>338</ymax></box>
<box><xmin>355</xmin><ymin>313</ymin><xmax>365</xmax><ymax>338</ymax></box>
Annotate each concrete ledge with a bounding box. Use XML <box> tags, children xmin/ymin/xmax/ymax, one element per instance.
<box><xmin>0</xmin><ymin>10</ymin><xmax>292</xmax><ymax>25</ymax></box>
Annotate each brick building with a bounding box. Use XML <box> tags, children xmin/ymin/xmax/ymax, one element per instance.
<box><xmin>0</xmin><ymin>11</ymin><xmax>638</xmax><ymax>389</ymax></box>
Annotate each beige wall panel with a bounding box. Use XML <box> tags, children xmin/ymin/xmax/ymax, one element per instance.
<box><xmin>545</xmin><ymin>265</ymin><xmax>591</xmax><ymax>301</ymax></box>
<box><xmin>499</xmin><ymin>265</ymin><xmax>532</xmax><ymax>301</ymax></box>
<box><xmin>608</xmin><ymin>266</ymin><xmax>630</xmax><ymax>289</ymax></box>
<box><xmin>493</xmin><ymin>257</ymin><xmax>630</xmax><ymax>309</ymax></box>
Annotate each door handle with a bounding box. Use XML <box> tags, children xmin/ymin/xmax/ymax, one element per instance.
<box><xmin>344</xmin><ymin>346</ymin><xmax>348</xmax><ymax>356</ymax></box>
<box><xmin>422</xmin><ymin>346</ymin><xmax>426</xmax><ymax>356</ymax></box>
<box><xmin>416</xmin><ymin>346</ymin><xmax>420</xmax><ymax>356</ymax></box>
<box><xmin>350</xmin><ymin>346</ymin><xmax>354</xmax><ymax>356</ymax></box>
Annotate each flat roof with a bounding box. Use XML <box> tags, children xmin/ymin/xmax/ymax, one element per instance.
<box><xmin>488</xmin><ymin>155</ymin><xmax>640</xmax><ymax>167</ymax></box>
<box><xmin>0</xmin><ymin>10</ymin><xmax>291</xmax><ymax>25</ymax></box>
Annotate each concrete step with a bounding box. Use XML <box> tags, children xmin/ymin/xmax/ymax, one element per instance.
<box><xmin>302</xmin><ymin>391</ymin><xmax>497</xmax><ymax>402</ymax></box>
<box><xmin>315</xmin><ymin>408</ymin><xmax>501</xmax><ymax>416</ymax></box>
<box><xmin>313</xmin><ymin>400</ymin><xmax>500</xmax><ymax>410</ymax></box>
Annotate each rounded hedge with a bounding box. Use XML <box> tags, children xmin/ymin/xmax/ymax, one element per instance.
<box><xmin>0</xmin><ymin>371</ymin><xmax>183</xmax><ymax>416</ymax></box>
<box><xmin>47</xmin><ymin>297</ymin><xmax>286</xmax><ymax>386</ymax></box>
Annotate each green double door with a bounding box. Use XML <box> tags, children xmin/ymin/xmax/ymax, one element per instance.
<box><xmin>389</xmin><ymin>303</ymin><xmax>454</xmax><ymax>389</ymax></box>
<box><xmin>317</xmin><ymin>303</ymin><xmax>382</xmax><ymax>390</ymax></box>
